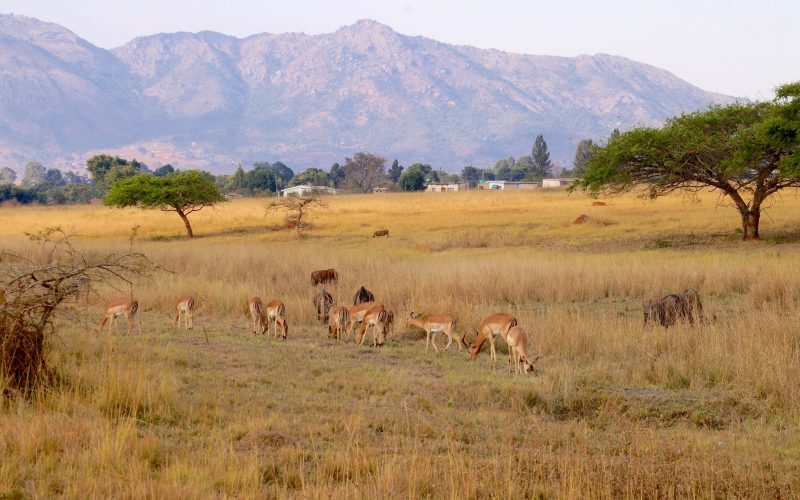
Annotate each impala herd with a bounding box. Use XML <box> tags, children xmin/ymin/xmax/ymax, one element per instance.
<box><xmin>92</xmin><ymin>266</ymin><xmax>703</xmax><ymax>376</ymax></box>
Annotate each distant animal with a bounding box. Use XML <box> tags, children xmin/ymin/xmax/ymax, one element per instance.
<box><xmin>313</xmin><ymin>288</ymin><xmax>335</xmax><ymax>324</ymax></box>
<box><xmin>643</xmin><ymin>294</ymin><xmax>691</xmax><ymax>328</ymax></box>
<box><xmin>266</xmin><ymin>299</ymin><xmax>288</xmax><ymax>340</ymax></box>
<box><xmin>356</xmin><ymin>304</ymin><xmax>388</xmax><ymax>347</ymax></box>
<box><xmin>591</xmin><ymin>201</ymin><xmax>607</xmax><ymax>206</ymax></box>
<box><xmin>679</xmin><ymin>288</ymin><xmax>704</xmax><ymax>324</ymax></box>
<box><xmin>373</xmin><ymin>229</ymin><xmax>389</xmax><ymax>238</ymax></box>
<box><xmin>353</xmin><ymin>286</ymin><xmax>375</xmax><ymax>305</ymax></box>
<box><xmin>470</xmin><ymin>313</ymin><xmax>518</xmax><ymax>366</ymax></box>
<box><xmin>171</xmin><ymin>295</ymin><xmax>195</xmax><ymax>330</ymax></box>
<box><xmin>249</xmin><ymin>297</ymin><xmax>267</xmax><ymax>335</ymax></box>
<box><xmin>311</xmin><ymin>268</ymin><xmax>338</xmax><ymax>286</ymax></box>
<box><xmin>96</xmin><ymin>297</ymin><xmax>141</xmax><ymax>335</ymax></box>
<box><xmin>384</xmin><ymin>309</ymin><xmax>395</xmax><ymax>337</ymax></box>
<box><xmin>505</xmin><ymin>326</ymin><xmax>541</xmax><ymax>374</ymax></box>
<box><xmin>328</xmin><ymin>305</ymin><xmax>350</xmax><ymax>340</ymax></box>
<box><xmin>407</xmin><ymin>312</ymin><xmax>466</xmax><ymax>353</ymax></box>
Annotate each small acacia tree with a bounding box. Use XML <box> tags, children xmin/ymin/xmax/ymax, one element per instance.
<box><xmin>105</xmin><ymin>170</ymin><xmax>225</xmax><ymax>238</ymax></box>
<box><xmin>574</xmin><ymin>82</ymin><xmax>800</xmax><ymax>240</ymax></box>
<box><xmin>265</xmin><ymin>192</ymin><xmax>327</xmax><ymax>237</ymax></box>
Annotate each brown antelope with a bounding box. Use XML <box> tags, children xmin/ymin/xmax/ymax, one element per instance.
<box><xmin>328</xmin><ymin>305</ymin><xmax>350</xmax><ymax>340</ymax></box>
<box><xmin>357</xmin><ymin>304</ymin><xmax>387</xmax><ymax>347</ymax></box>
<box><xmin>345</xmin><ymin>301</ymin><xmax>379</xmax><ymax>340</ymax></box>
<box><xmin>311</xmin><ymin>268</ymin><xmax>338</xmax><ymax>286</ymax></box>
<box><xmin>266</xmin><ymin>299</ymin><xmax>288</xmax><ymax>340</ymax></box>
<box><xmin>372</xmin><ymin>229</ymin><xmax>389</xmax><ymax>238</ymax></box>
<box><xmin>469</xmin><ymin>313</ymin><xmax>518</xmax><ymax>366</ymax></box>
<box><xmin>407</xmin><ymin>312</ymin><xmax>466</xmax><ymax>353</ymax></box>
<box><xmin>505</xmin><ymin>326</ymin><xmax>541</xmax><ymax>374</ymax></box>
<box><xmin>96</xmin><ymin>297</ymin><xmax>141</xmax><ymax>335</ymax></box>
<box><xmin>249</xmin><ymin>297</ymin><xmax>267</xmax><ymax>335</ymax></box>
<box><xmin>171</xmin><ymin>295</ymin><xmax>195</xmax><ymax>330</ymax></box>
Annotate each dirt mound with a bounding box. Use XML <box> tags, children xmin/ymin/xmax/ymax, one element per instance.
<box><xmin>573</xmin><ymin>214</ymin><xmax>590</xmax><ymax>224</ymax></box>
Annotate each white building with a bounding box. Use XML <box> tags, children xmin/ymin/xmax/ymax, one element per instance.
<box><xmin>280</xmin><ymin>185</ymin><xmax>340</xmax><ymax>197</ymax></box>
<box><xmin>542</xmin><ymin>178</ymin><xmax>575</xmax><ymax>188</ymax></box>
<box><xmin>478</xmin><ymin>180</ymin><xmax>539</xmax><ymax>190</ymax></box>
<box><xmin>425</xmin><ymin>182</ymin><xmax>469</xmax><ymax>192</ymax></box>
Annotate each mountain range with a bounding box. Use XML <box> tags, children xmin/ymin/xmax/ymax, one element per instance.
<box><xmin>0</xmin><ymin>14</ymin><xmax>738</xmax><ymax>173</ymax></box>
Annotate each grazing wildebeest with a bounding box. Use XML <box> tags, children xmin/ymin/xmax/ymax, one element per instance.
<box><xmin>313</xmin><ymin>288</ymin><xmax>335</xmax><ymax>324</ymax></box>
<box><xmin>353</xmin><ymin>286</ymin><xmax>375</xmax><ymax>305</ymax></box>
<box><xmin>679</xmin><ymin>288</ymin><xmax>704</xmax><ymax>324</ymax></box>
<box><xmin>643</xmin><ymin>294</ymin><xmax>692</xmax><ymax>328</ymax></box>
<box><xmin>372</xmin><ymin>229</ymin><xmax>389</xmax><ymax>238</ymax></box>
<box><xmin>311</xmin><ymin>268</ymin><xmax>338</xmax><ymax>286</ymax></box>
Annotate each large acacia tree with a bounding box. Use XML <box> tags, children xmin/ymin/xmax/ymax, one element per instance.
<box><xmin>574</xmin><ymin>82</ymin><xmax>800</xmax><ymax>240</ymax></box>
<box><xmin>105</xmin><ymin>171</ymin><xmax>225</xmax><ymax>238</ymax></box>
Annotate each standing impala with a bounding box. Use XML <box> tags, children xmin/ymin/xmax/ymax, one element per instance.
<box><xmin>346</xmin><ymin>301</ymin><xmax>382</xmax><ymax>342</ymax></box>
<box><xmin>96</xmin><ymin>297</ymin><xmax>141</xmax><ymax>335</ymax></box>
<box><xmin>357</xmin><ymin>304</ymin><xmax>387</xmax><ymax>347</ymax></box>
<box><xmin>505</xmin><ymin>326</ymin><xmax>541</xmax><ymax>374</ymax></box>
<box><xmin>469</xmin><ymin>313</ymin><xmax>518</xmax><ymax>366</ymax></box>
<box><xmin>249</xmin><ymin>297</ymin><xmax>267</xmax><ymax>335</ymax></box>
<box><xmin>328</xmin><ymin>305</ymin><xmax>350</xmax><ymax>340</ymax></box>
<box><xmin>266</xmin><ymin>299</ymin><xmax>288</xmax><ymax>340</ymax></box>
<box><xmin>172</xmin><ymin>295</ymin><xmax>195</xmax><ymax>330</ymax></box>
<box><xmin>407</xmin><ymin>312</ymin><xmax>466</xmax><ymax>353</ymax></box>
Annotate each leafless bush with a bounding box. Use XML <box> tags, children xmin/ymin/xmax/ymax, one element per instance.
<box><xmin>0</xmin><ymin>227</ymin><xmax>153</xmax><ymax>395</ymax></box>
<box><xmin>265</xmin><ymin>193</ymin><xmax>327</xmax><ymax>236</ymax></box>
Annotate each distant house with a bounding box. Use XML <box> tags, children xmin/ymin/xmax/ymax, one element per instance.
<box><xmin>478</xmin><ymin>180</ymin><xmax>539</xmax><ymax>190</ymax></box>
<box><xmin>372</xmin><ymin>187</ymin><xmax>389</xmax><ymax>193</ymax></box>
<box><xmin>425</xmin><ymin>182</ymin><xmax>469</xmax><ymax>192</ymax></box>
<box><xmin>280</xmin><ymin>185</ymin><xmax>339</xmax><ymax>197</ymax></box>
<box><xmin>542</xmin><ymin>178</ymin><xmax>575</xmax><ymax>188</ymax></box>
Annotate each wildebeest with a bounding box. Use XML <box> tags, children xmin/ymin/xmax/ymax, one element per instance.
<box><xmin>679</xmin><ymin>288</ymin><xmax>704</xmax><ymax>324</ymax></box>
<box><xmin>311</xmin><ymin>268</ymin><xmax>338</xmax><ymax>286</ymax></box>
<box><xmin>353</xmin><ymin>286</ymin><xmax>375</xmax><ymax>305</ymax></box>
<box><xmin>313</xmin><ymin>288</ymin><xmax>335</xmax><ymax>324</ymax></box>
<box><xmin>372</xmin><ymin>229</ymin><xmax>389</xmax><ymax>238</ymax></box>
<box><xmin>643</xmin><ymin>293</ymin><xmax>692</xmax><ymax>328</ymax></box>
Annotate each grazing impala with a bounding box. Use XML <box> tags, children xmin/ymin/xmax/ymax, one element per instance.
<box><xmin>469</xmin><ymin>313</ymin><xmax>518</xmax><ymax>366</ymax></box>
<box><xmin>96</xmin><ymin>297</ymin><xmax>141</xmax><ymax>335</ymax></box>
<box><xmin>266</xmin><ymin>299</ymin><xmax>288</xmax><ymax>340</ymax></box>
<box><xmin>346</xmin><ymin>301</ymin><xmax>382</xmax><ymax>341</ymax></box>
<box><xmin>171</xmin><ymin>295</ymin><xmax>195</xmax><ymax>330</ymax></box>
<box><xmin>357</xmin><ymin>304</ymin><xmax>387</xmax><ymax>347</ymax></box>
<box><xmin>407</xmin><ymin>312</ymin><xmax>466</xmax><ymax>353</ymax></box>
<box><xmin>505</xmin><ymin>326</ymin><xmax>542</xmax><ymax>374</ymax></box>
<box><xmin>249</xmin><ymin>297</ymin><xmax>267</xmax><ymax>335</ymax></box>
<box><xmin>328</xmin><ymin>305</ymin><xmax>349</xmax><ymax>340</ymax></box>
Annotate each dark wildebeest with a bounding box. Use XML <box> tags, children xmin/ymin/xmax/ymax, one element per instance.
<box><xmin>313</xmin><ymin>288</ymin><xmax>335</xmax><ymax>324</ymax></box>
<box><xmin>679</xmin><ymin>288</ymin><xmax>704</xmax><ymax>324</ymax></box>
<box><xmin>353</xmin><ymin>286</ymin><xmax>375</xmax><ymax>305</ymax></box>
<box><xmin>643</xmin><ymin>294</ymin><xmax>692</xmax><ymax>328</ymax></box>
<box><xmin>311</xmin><ymin>268</ymin><xmax>338</xmax><ymax>286</ymax></box>
<box><xmin>372</xmin><ymin>229</ymin><xmax>389</xmax><ymax>238</ymax></box>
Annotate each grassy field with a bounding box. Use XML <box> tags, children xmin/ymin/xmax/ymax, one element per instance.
<box><xmin>2</xmin><ymin>189</ymin><xmax>800</xmax><ymax>497</ymax></box>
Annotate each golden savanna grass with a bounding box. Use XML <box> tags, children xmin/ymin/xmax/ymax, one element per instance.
<box><xmin>2</xmin><ymin>189</ymin><xmax>800</xmax><ymax>498</ymax></box>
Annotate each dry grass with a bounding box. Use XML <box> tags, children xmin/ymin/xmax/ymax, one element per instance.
<box><xmin>2</xmin><ymin>189</ymin><xmax>800</xmax><ymax>497</ymax></box>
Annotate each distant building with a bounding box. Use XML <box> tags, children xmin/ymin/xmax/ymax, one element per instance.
<box><xmin>280</xmin><ymin>185</ymin><xmax>340</xmax><ymax>197</ymax></box>
<box><xmin>478</xmin><ymin>180</ymin><xmax>539</xmax><ymax>190</ymax></box>
<box><xmin>542</xmin><ymin>178</ymin><xmax>575</xmax><ymax>188</ymax></box>
<box><xmin>372</xmin><ymin>187</ymin><xmax>389</xmax><ymax>193</ymax></box>
<box><xmin>425</xmin><ymin>182</ymin><xmax>469</xmax><ymax>192</ymax></box>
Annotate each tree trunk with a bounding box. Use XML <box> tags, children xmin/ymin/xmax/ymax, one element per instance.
<box><xmin>177</xmin><ymin>210</ymin><xmax>194</xmax><ymax>238</ymax></box>
<box><xmin>740</xmin><ymin>207</ymin><xmax>760</xmax><ymax>240</ymax></box>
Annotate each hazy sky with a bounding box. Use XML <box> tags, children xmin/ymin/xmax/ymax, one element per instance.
<box><xmin>3</xmin><ymin>0</ymin><xmax>797</xmax><ymax>99</ymax></box>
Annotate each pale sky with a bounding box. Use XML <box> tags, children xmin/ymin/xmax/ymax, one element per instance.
<box><xmin>3</xmin><ymin>0</ymin><xmax>798</xmax><ymax>99</ymax></box>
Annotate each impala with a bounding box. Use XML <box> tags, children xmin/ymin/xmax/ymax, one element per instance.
<box><xmin>171</xmin><ymin>295</ymin><xmax>195</xmax><ymax>330</ymax></box>
<box><xmin>96</xmin><ymin>297</ymin><xmax>141</xmax><ymax>335</ymax></box>
<box><xmin>407</xmin><ymin>312</ymin><xmax>466</xmax><ymax>353</ymax></box>
<box><xmin>328</xmin><ymin>305</ymin><xmax>349</xmax><ymax>340</ymax></box>
<box><xmin>505</xmin><ymin>326</ymin><xmax>541</xmax><ymax>374</ymax></box>
<box><xmin>469</xmin><ymin>313</ymin><xmax>518</xmax><ymax>366</ymax></box>
<box><xmin>346</xmin><ymin>301</ymin><xmax>381</xmax><ymax>341</ymax></box>
<box><xmin>266</xmin><ymin>299</ymin><xmax>288</xmax><ymax>340</ymax></box>
<box><xmin>357</xmin><ymin>304</ymin><xmax>387</xmax><ymax>347</ymax></box>
<box><xmin>249</xmin><ymin>297</ymin><xmax>267</xmax><ymax>335</ymax></box>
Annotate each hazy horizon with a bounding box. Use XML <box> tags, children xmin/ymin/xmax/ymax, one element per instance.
<box><xmin>2</xmin><ymin>0</ymin><xmax>797</xmax><ymax>100</ymax></box>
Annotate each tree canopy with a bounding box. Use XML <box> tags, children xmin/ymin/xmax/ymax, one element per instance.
<box><xmin>398</xmin><ymin>164</ymin><xmax>428</xmax><ymax>191</ymax></box>
<box><xmin>343</xmin><ymin>152</ymin><xmax>386</xmax><ymax>193</ymax></box>
<box><xmin>531</xmin><ymin>134</ymin><xmax>553</xmax><ymax>178</ymax></box>
<box><xmin>87</xmin><ymin>155</ymin><xmax>148</xmax><ymax>188</ymax></box>
<box><xmin>573</xmin><ymin>82</ymin><xmax>800</xmax><ymax>240</ymax></box>
<box><xmin>104</xmin><ymin>170</ymin><xmax>225</xmax><ymax>238</ymax></box>
<box><xmin>0</xmin><ymin>167</ymin><xmax>17</xmax><ymax>185</ymax></box>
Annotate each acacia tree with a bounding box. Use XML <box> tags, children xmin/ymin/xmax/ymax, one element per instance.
<box><xmin>574</xmin><ymin>83</ymin><xmax>800</xmax><ymax>240</ymax></box>
<box><xmin>105</xmin><ymin>171</ymin><xmax>225</xmax><ymax>238</ymax></box>
<box><xmin>343</xmin><ymin>152</ymin><xmax>386</xmax><ymax>193</ymax></box>
<box><xmin>265</xmin><ymin>192</ymin><xmax>327</xmax><ymax>236</ymax></box>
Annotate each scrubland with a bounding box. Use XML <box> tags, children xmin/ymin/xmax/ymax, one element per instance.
<box><xmin>2</xmin><ymin>189</ymin><xmax>800</xmax><ymax>498</ymax></box>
